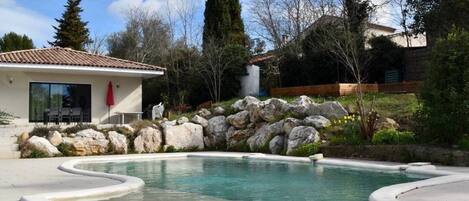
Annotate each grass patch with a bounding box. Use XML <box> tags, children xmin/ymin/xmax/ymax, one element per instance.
<box><xmin>289</xmin><ymin>143</ymin><xmax>320</xmax><ymax>157</ymax></box>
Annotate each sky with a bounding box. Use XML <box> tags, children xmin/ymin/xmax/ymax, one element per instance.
<box><xmin>0</xmin><ymin>0</ymin><xmax>398</xmax><ymax>48</ymax></box>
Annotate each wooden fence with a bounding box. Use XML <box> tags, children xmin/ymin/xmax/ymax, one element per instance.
<box><xmin>270</xmin><ymin>82</ymin><xmax>422</xmax><ymax>97</ymax></box>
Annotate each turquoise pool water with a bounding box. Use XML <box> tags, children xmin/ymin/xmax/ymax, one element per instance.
<box><xmin>78</xmin><ymin>158</ymin><xmax>424</xmax><ymax>201</ymax></box>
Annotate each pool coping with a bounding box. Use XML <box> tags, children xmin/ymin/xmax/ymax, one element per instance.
<box><xmin>18</xmin><ymin>152</ymin><xmax>469</xmax><ymax>201</ymax></box>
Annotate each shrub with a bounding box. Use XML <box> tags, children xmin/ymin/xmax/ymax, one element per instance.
<box><xmin>62</xmin><ymin>124</ymin><xmax>98</xmax><ymax>134</ymax></box>
<box><xmin>372</xmin><ymin>129</ymin><xmax>415</xmax><ymax>145</ymax></box>
<box><xmin>417</xmin><ymin>28</ymin><xmax>469</xmax><ymax>145</ymax></box>
<box><xmin>28</xmin><ymin>150</ymin><xmax>48</xmax><ymax>158</ymax></box>
<box><xmin>329</xmin><ymin>120</ymin><xmax>364</xmax><ymax>145</ymax></box>
<box><xmin>289</xmin><ymin>143</ymin><xmax>320</xmax><ymax>157</ymax></box>
<box><xmin>130</xmin><ymin>120</ymin><xmax>154</xmax><ymax>133</ymax></box>
<box><xmin>30</xmin><ymin>126</ymin><xmax>61</xmax><ymax>138</ymax></box>
<box><xmin>457</xmin><ymin>136</ymin><xmax>469</xmax><ymax>150</ymax></box>
<box><xmin>0</xmin><ymin>109</ymin><xmax>15</xmax><ymax>125</ymax></box>
<box><xmin>57</xmin><ymin>143</ymin><xmax>74</xmax><ymax>156</ymax></box>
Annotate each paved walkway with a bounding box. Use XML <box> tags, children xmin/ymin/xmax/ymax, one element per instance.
<box><xmin>1</xmin><ymin>155</ymin><xmax>469</xmax><ymax>201</ymax></box>
<box><xmin>0</xmin><ymin>157</ymin><xmax>118</xmax><ymax>201</ymax></box>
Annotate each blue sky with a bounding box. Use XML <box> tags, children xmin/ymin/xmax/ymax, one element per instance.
<box><xmin>0</xmin><ymin>0</ymin><xmax>395</xmax><ymax>48</ymax></box>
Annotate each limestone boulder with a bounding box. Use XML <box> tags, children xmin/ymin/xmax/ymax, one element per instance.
<box><xmin>197</xmin><ymin>108</ymin><xmax>212</xmax><ymax>119</ymax></box>
<box><xmin>76</xmin><ymin>129</ymin><xmax>106</xmax><ymax>140</ymax></box>
<box><xmin>269</xmin><ymin>135</ymin><xmax>285</xmax><ymax>155</ymax></box>
<box><xmin>226</xmin><ymin>127</ymin><xmax>255</xmax><ymax>151</ymax></box>
<box><xmin>177</xmin><ymin>116</ymin><xmax>189</xmax><ymax>125</ymax></box>
<box><xmin>303</xmin><ymin>115</ymin><xmax>331</xmax><ymax>129</ymax></box>
<box><xmin>120</xmin><ymin>124</ymin><xmax>135</xmax><ymax>134</ymax></box>
<box><xmin>108</xmin><ymin>131</ymin><xmax>128</xmax><ymax>154</ymax></box>
<box><xmin>204</xmin><ymin>116</ymin><xmax>229</xmax><ymax>148</ymax></box>
<box><xmin>269</xmin><ymin>120</ymin><xmax>285</xmax><ymax>135</ymax></box>
<box><xmin>289</xmin><ymin>96</ymin><xmax>316</xmax><ymax>117</ymax></box>
<box><xmin>160</xmin><ymin>120</ymin><xmax>177</xmax><ymax>129</ymax></box>
<box><xmin>308</xmin><ymin>101</ymin><xmax>348</xmax><ymax>120</ymax></box>
<box><xmin>47</xmin><ymin>131</ymin><xmax>63</xmax><ymax>146</ymax></box>
<box><xmin>246</xmin><ymin>102</ymin><xmax>263</xmax><ymax>123</ymax></box>
<box><xmin>283</xmin><ymin>118</ymin><xmax>303</xmax><ymax>135</ymax></box>
<box><xmin>164</xmin><ymin>123</ymin><xmax>204</xmax><ymax>150</ymax></box>
<box><xmin>191</xmin><ymin>115</ymin><xmax>209</xmax><ymax>128</ymax></box>
<box><xmin>134</xmin><ymin>127</ymin><xmax>163</xmax><ymax>153</ymax></box>
<box><xmin>17</xmin><ymin>132</ymin><xmax>30</xmax><ymax>147</ymax></box>
<box><xmin>21</xmin><ymin>136</ymin><xmax>61</xmax><ymax>158</ymax></box>
<box><xmin>213</xmin><ymin>106</ymin><xmax>225</xmax><ymax>115</ymax></box>
<box><xmin>259</xmin><ymin>98</ymin><xmax>289</xmax><ymax>122</ymax></box>
<box><xmin>247</xmin><ymin>122</ymin><xmax>283</xmax><ymax>152</ymax></box>
<box><xmin>287</xmin><ymin>126</ymin><xmax>320</xmax><ymax>155</ymax></box>
<box><xmin>226</xmin><ymin>111</ymin><xmax>250</xmax><ymax>129</ymax></box>
<box><xmin>376</xmin><ymin>117</ymin><xmax>400</xmax><ymax>130</ymax></box>
<box><xmin>231</xmin><ymin>96</ymin><xmax>260</xmax><ymax>111</ymax></box>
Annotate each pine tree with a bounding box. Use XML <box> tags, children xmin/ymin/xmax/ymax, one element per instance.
<box><xmin>0</xmin><ymin>32</ymin><xmax>34</xmax><ymax>52</ymax></box>
<box><xmin>49</xmin><ymin>0</ymin><xmax>90</xmax><ymax>51</ymax></box>
<box><xmin>202</xmin><ymin>0</ymin><xmax>247</xmax><ymax>48</ymax></box>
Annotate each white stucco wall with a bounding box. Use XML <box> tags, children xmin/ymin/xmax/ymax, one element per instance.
<box><xmin>0</xmin><ymin>71</ymin><xmax>142</xmax><ymax>125</ymax></box>
<box><xmin>239</xmin><ymin>65</ymin><xmax>260</xmax><ymax>97</ymax></box>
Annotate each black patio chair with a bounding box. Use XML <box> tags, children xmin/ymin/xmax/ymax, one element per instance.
<box><xmin>48</xmin><ymin>108</ymin><xmax>60</xmax><ymax>124</ymax></box>
<box><xmin>61</xmin><ymin>107</ymin><xmax>71</xmax><ymax>124</ymax></box>
<box><xmin>71</xmin><ymin>107</ymin><xmax>83</xmax><ymax>123</ymax></box>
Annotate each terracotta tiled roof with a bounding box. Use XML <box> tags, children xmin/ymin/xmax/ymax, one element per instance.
<box><xmin>0</xmin><ymin>47</ymin><xmax>165</xmax><ymax>71</ymax></box>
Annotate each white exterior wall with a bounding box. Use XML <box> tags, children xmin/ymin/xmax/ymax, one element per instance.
<box><xmin>239</xmin><ymin>65</ymin><xmax>260</xmax><ymax>97</ymax></box>
<box><xmin>0</xmin><ymin>71</ymin><xmax>142</xmax><ymax>125</ymax></box>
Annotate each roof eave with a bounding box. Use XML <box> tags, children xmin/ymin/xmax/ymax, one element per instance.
<box><xmin>0</xmin><ymin>62</ymin><xmax>164</xmax><ymax>78</ymax></box>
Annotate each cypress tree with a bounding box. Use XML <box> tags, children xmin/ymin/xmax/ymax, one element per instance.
<box><xmin>202</xmin><ymin>0</ymin><xmax>247</xmax><ymax>48</ymax></box>
<box><xmin>0</xmin><ymin>32</ymin><xmax>35</xmax><ymax>52</ymax></box>
<box><xmin>49</xmin><ymin>0</ymin><xmax>90</xmax><ymax>51</ymax></box>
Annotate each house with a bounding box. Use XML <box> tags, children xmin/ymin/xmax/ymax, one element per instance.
<box><xmin>0</xmin><ymin>47</ymin><xmax>165</xmax><ymax>125</ymax></box>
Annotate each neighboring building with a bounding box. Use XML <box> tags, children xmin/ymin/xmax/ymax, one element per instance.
<box><xmin>0</xmin><ymin>47</ymin><xmax>165</xmax><ymax>125</ymax></box>
<box><xmin>239</xmin><ymin>64</ymin><xmax>260</xmax><ymax>97</ymax></box>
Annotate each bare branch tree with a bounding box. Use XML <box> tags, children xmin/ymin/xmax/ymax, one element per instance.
<box><xmin>85</xmin><ymin>33</ymin><xmax>107</xmax><ymax>55</ymax></box>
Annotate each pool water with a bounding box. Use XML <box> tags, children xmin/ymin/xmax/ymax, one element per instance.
<box><xmin>78</xmin><ymin>158</ymin><xmax>424</xmax><ymax>201</ymax></box>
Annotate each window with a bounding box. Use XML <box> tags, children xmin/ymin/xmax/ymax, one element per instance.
<box><xmin>29</xmin><ymin>82</ymin><xmax>91</xmax><ymax>122</ymax></box>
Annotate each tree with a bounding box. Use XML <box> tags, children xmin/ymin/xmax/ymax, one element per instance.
<box><xmin>0</xmin><ymin>32</ymin><xmax>34</xmax><ymax>52</ymax></box>
<box><xmin>107</xmin><ymin>8</ymin><xmax>171</xmax><ymax>64</ymax></box>
<box><xmin>408</xmin><ymin>0</ymin><xmax>469</xmax><ymax>45</ymax></box>
<box><xmin>197</xmin><ymin>41</ymin><xmax>249</xmax><ymax>102</ymax></box>
<box><xmin>84</xmin><ymin>33</ymin><xmax>106</xmax><ymax>55</ymax></box>
<box><xmin>417</xmin><ymin>28</ymin><xmax>469</xmax><ymax>145</ymax></box>
<box><xmin>367</xmin><ymin>36</ymin><xmax>405</xmax><ymax>83</ymax></box>
<box><xmin>49</xmin><ymin>0</ymin><xmax>90</xmax><ymax>50</ymax></box>
<box><xmin>202</xmin><ymin>0</ymin><xmax>247</xmax><ymax>48</ymax></box>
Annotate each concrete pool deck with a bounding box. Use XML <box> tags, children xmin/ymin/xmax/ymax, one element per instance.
<box><xmin>0</xmin><ymin>153</ymin><xmax>469</xmax><ymax>201</ymax></box>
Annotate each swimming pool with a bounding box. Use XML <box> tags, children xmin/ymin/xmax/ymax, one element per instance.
<box><xmin>78</xmin><ymin>157</ymin><xmax>425</xmax><ymax>201</ymax></box>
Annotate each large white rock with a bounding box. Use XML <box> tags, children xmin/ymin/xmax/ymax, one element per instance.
<box><xmin>247</xmin><ymin>122</ymin><xmax>283</xmax><ymax>152</ymax></box>
<box><xmin>213</xmin><ymin>106</ymin><xmax>226</xmax><ymax>115</ymax></box>
<box><xmin>197</xmin><ymin>108</ymin><xmax>212</xmax><ymax>119</ymax></box>
<box><xmin>47</xmin><ymin>131</ymin><xmax>63</xmax><ymax>146</ymax></box>
<box><xmin>226</xmin><ymin>127</ymin><xmax>255</xmax><ymax>150</ymax></box>
<box><xmin>160</xmin><ymin>120</ymin><xmax>177</xmax><ymax>129</ymax></box>
<box><xmin>108</xmin><ymin>131</ymin><xmax>128</xmax><ymax>154</ymax></box>
<box><xmin>76</xmin><ymin>129</ymin><xmax>106</xmax><ymax>140</ymax></box>
<box><xmin>62</xmin><ymin>137</ymin><xmax>110</xmax><ymax>156</ymax></box>
<box><xmin>177</xmin><ymin>116</ymin><xmax>189</xmax><ymax>125</ymax></box>
<box><xmin>246</xmin><ymin>102</ymin><xmax>263</xmax><ymax>123</ymax></box>
<box><xmin>289</xmin><ymin>96</ymin><xmax>316</xmax><ymax>117</ymax></box>
<box><xmin>283</xmin><ymin>118</ymin><xmax>303</xmax><ymax>135</ymax></box>
<box><xmin>21</xmin><ymin>136</ymin><xmax>61</xmax><ymax>158</ymax></box>
<box><xmin>164</xmin><ymin>123</ymin><xmax>204</xmax><ymax>150</ymax></box>
<box><xmin>287</xmin><ymin>126</ymin><xmax>320</xmax><ymax>155</ymax></box>
<box><xmin>231</xmin><ymin>96</ymin><xmax>260</xmax><ymax>111</ymax></box>
<box><xmin>259</xmin><ymin>98</ymin><xmax>289</xmax><ymax>122</ymax></box>
<box><xmin>191</xmin><ymin>115</ymin><xmax>209</xmax><ymax>127</ymax></box>
<box><xmin>269</xmin><ymin>135</ymin><xmax>285</xmax><ymax>155</ymax></box>
<box><xmin>134</xmin><ymin>127</ymin><xmax>163</xmax><ymax>153</ymax></box>
<box><xmin>303</xmin><ymin>115</ymin><xmax>331</xmax><ymax>129</ymax></box>
<box><xmin>226</xmin><ymin>111</ymin><xmax>250</xmax><ymax>129</ymax></box>
<box><xmin>308</xmin><ymin>101</ymin><xmax>348</xmax><ymax>120</ymax></box>
<box><xmin>204</xmin><ymin>116</ymin><xmax>229</xmax><ymax>147</ymax></box>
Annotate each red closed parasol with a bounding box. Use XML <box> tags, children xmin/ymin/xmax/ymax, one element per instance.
<box><xmin>106</xmin><ymin>81</ymin><xmax>114</xmax><ymax>123</ymax></box>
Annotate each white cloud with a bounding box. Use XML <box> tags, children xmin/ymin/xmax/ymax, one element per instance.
<box><xmin>108</xmin><ymin>0</ymin><xmax>205</xmax><ymax>19</ymax></box>
<box><xmin>0</xmin><ymin>0</ymin><xmax>54</xmax><ymax>47</ymax></box>
<box><xmin>370</xmin><ymin>0</ymin><xmax>402</xmax><ymax>29</ymax></box>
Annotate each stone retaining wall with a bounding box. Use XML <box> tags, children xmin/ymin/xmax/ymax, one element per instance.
<box><xmin>320</xmin><ymin>145</ymin><xmax>469</xmax><ymax>166</ymax></box>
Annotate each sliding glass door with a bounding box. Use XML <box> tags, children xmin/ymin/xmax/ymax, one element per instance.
<box><xmin>29</xmin><ymin>82</ymin><xmax>91</xmax><ymax>123</ymax></box>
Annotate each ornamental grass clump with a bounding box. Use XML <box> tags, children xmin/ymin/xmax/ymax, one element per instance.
<box><xmin>372</xmin><ymin>129</ymin><xmax>415</xmax><ymax>145</ymax></box>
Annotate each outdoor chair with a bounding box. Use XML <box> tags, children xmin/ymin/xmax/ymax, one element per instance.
<box><xmin>48</xmin><ymin>108</ymin><xmax>60</xmax><ymax>124</ymax></box>
<box><xmin>61</xmin><ymin>107</ymin><xmax>71</xmax><ymax>124</ymax></box>
<box><xmin>70</xmin><ymin>107</ymin><xmax>83</xmax><ymax>123</ymax></box>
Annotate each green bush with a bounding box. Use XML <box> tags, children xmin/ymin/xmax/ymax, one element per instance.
<box><xmin>62</xmin><ymin>124</ymin><xmax>98</xmax><ymax>134</ymax></box>
<box><xmin>329</xmin><ymin>120</ymin><xmax>364</xmax><ymax>145</ymax></box>
<box><xmin>417</xmin><ymin>28</ymin><xmax>469</xmax><ymax>145</ymax></box>
<box><xmin>28</xmin><ymin>150</ymin><xmax>48</xmax><ymax>158</ymax></box>
<box><xmin>372</xmin><ymin>129</ymin><xmax>415</xmax><ymax>145</ymax></box>
<box><xmin>30</xmin><ymin>126</ymin><xmax>61</xmax><ymax>138</ymax></box>
<box><xmin>457</xmin><ymin>136</ymin><xmax>469</xmax><ymax>150</ymax></box>
<box><xmin>57</xmin><ymin>143</ymin><xmax>74</xmax><ymax>156</ymax></box>
<box><xmin>289</xmin><ymin>143</ymin><xmax>320</xmax><ymax>157</ymax></box>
